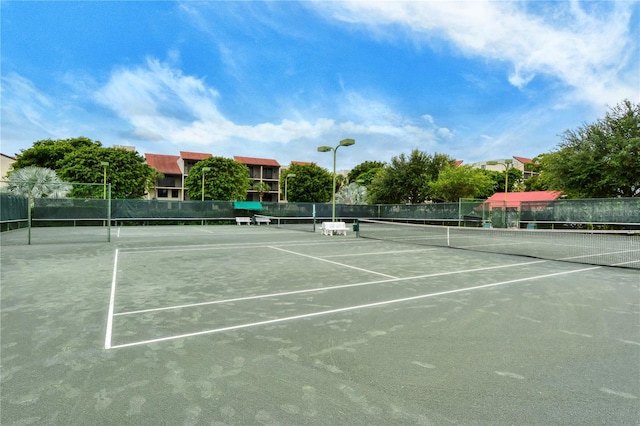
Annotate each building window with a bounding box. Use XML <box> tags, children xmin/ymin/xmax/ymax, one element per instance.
<box><xmin>171</xmin><ymin>189</ymin><xmax>179</xmax><ymax>198</ymax></box>
<box><xmin>158</xmin><ymin>189</ymin><xmax>168</xmax><ymax>198</ymax></box>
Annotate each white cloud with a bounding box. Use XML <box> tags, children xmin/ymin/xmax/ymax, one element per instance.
<box><xmin>0</xmin><ymin>73</ymin><xmax>69</xmax><ymax>150</ymax></box>
<box><xmin>94</xmin><ymin>59</ymin><xmax>450</xmax><ymax>163</ymax></box>
<box><xmin>311</xmin><ymin>0</ymin><xmax>639</xmax><ymax>108</ymax></box>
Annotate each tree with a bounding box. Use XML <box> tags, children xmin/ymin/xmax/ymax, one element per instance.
<box><xmin>11</xmin><ymin>137</ymin><xmax>102</xmax><ymax>171</ymax></box>
<box><xmin>57</xmin><ymin>146</ymin><xmax>157</xmax><ymax>199</ymax></box>
<box><xmin>523</xmin><ymin>155</ymin><xmax>549</xmax><ymax>191</ymax></box>
<box><xmin>3</xmin><ymin>167</ymin><xmax>71</xmax><ymax>204</ymax></box>
<box><xmin>253</xmin><ymin>181</ymin><xmax>271</xmax><ymax>202</ymax></box>
<box><xmin>347</xmin><ymin>161</ymin><xmax>385</xmax><ymax>184</ymax></box>
<box><xmin>542</xmin><ymin>99</ymin><xmax>640</xmax><ymax>198</ymax></box>
<box><xmin>185</xmin><ymin>157</ymin><xmax>251</xmax><ymax>201</ymax></box>
<box><xmin>488</xmin><ymin>168</ymin><xmax>523</xmax><ymax>194</ymax></box>
<box><xmin>429</xmin><ymin>165</ymin><xmax>495</xmax><ymax>202</ymax></box>
<box><xmin>281</xmin><ymin>163</ymin><xmax>332</xmax><ymax>203</ymax></box>
<box><xmin>367</xmin><ymin>149</ymin><xmax>455</xmax><ymax>204</ymax></box>
<box><xmin>336</xmin><ymin>182</ymin><xmax>368</xmax><ymax>204</ymax></box>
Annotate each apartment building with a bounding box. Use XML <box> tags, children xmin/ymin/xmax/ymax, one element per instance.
<box><xmin>144</xmin><ymin>151</ymin><xmax>212</xmax><ymax>200</ymax></box>
<box><xmin>145</xmin><ymin>152</ymin><xmax>282</xmax><ymax>201</ymax></box>
<box><xmin>472</xmin><ymin>156</ymin><xmax>536</xmax><ymax>179</ymax></box>
<box><xmin>234</xmin><ymin>156</ymin><xmax>281</xmax><ymax>202</ymax></box>
<box><xmin>0</xmin><ymin>153</ymin><xmax>16</xmax><ymax>186</ymax></box>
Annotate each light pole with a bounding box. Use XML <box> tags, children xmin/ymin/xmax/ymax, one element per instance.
<box><xmin>284</xmin><ymin>173</ymin><xmax>296</xmax><ymax>202</ymax></box>
<box><xmin>100</xmin><ymin>162</ymin><xmax>109</xmax><ymax>199</ymax></box>
<box><xmin>487</xmin><ymin>159</ymin><xmax>513</xmax><ymax>227</ymax></box>
<box><xmin>317</xmin><ymin>138</ymin><xmax>355</xmax><ymax>222</ymax></box>
<box><xmin>201</xmin><ymin>167</ymin><xmax>211</xmax><ymax>201</ymax></box>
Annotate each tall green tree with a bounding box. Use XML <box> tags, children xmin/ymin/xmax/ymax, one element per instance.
<box><xmin>367</xmin><ymin>150</ymin><xmax>454</xmax><ymax>204</ymax></box>
<box><xmin>523</xmin><ymin>155</ymin><xmax>549</xmax><ymax>191</ymax></box>
<box><xmin>11</xmin><ymin>137</ymin><xmax>102</xmax><ymax>171</ymax></box>
<box><xmin>57</xmin><ymin>146</ymin><xmax>157</xmax><ymax>199</ymax></box>
<box><xmin>281</xmin><ymin>163</ymin><xmax>332</xmax><ymax>203</ymax></box>
<box><xmin>347</xmin><ymin>160</ymin><xmax>385</xmax><ymax>184</ymax></box>
<box><xmin>488</xmin><ymin>168</ymin><xmax>523</xmax><ymax>193</ymax></box>
<box><xmin>429</xmin><ymin>165</ymin><xmax>495</xmax><ymax>202</ymax></box>
<box><xmin>542</xmin><ymin>99</ymin><xmax>639</xmax><ymax>198</ymax></box>
<box><xmin>185</xmin><ymin>157</ymin><xmax>251</xmax><ymax>201</ymax></box>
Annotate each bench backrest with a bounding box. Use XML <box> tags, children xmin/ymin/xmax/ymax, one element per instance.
<box><xmin>322</xmin><ymin>222</ymin><xmax>347</xmax><ymax>229</ymax></box>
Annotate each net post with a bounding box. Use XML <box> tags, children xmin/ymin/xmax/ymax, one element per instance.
<box><xmin>27</xmin><ymin>196</ymin><xmax>32</xmax><ymax>245</ymax></box>
<box><xmin>312</xmin><ymin>203</ymin><xmax>316</xmax><ymax>232</ymax></box>
<box><xmin>107</xmin><ymin>184</ymin><xmax>111</xmax><ymax>242</ymax></box>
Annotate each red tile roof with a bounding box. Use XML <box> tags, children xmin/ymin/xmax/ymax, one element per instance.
<box><xmin>290</xmin><ymin>161</ymin><xmax>313</xmax><ymax>166</ymax></box>
<box><xmin>145</xmin><ymin>153</ymin><xmax>182</xmax><ymax>174</ymax></box>
<box><xmin>484</xmin><ymin>191</ymin><xmax>563</xmax><ymax>209</ymax></box>
<box><xmin>513</xmin><ymin>156</ymin><xmax>534</xmax><ymax>164</ymax></box>
<box><xmin>234</xmin><ymin>156</ymin><xmax>280</xmax><ymax>166</ymax></box>
<box><xmin>453</xmin><ymin>160</ymin><xmax>463</xmax><ymax>166</ymax></box>
<box><xmin>179</xmin><ymin>151</ymin><xmax>212</xmax><ymax>160</ymax></box>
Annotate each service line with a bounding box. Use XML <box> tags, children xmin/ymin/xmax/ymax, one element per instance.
<box><xmin>107</xmin><ymin>265</ymin><xmax>600</xmax><ymax>350</ymax></box>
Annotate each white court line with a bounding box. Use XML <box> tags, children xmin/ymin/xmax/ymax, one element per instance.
<box><xmin>115</xmin><ymin>259</ymin><xmax>546</xmax><ymax>316</ymax></box>
<box><xmin>268</xmin><ymin>245</ymin><xmax>398</xmax><ymax>279</ymax></box>
<box><xmin>120</xmin><ymin>238</ymin><xmax>375</xmax><ymax>255</ymax></box>
<box><xmin>323</xmin><ymin>248</ymin><xmax>438</xmax><ymax>258</ymax></box>
<box><xmin>107</xmin><ymin>265</ymin><xmax>600</xmax><ymax>350</ymax></box>
<box><xmin>104</xmin><ymin>248</ymin><xmax>120</xmax><ymax>350</ymax></box>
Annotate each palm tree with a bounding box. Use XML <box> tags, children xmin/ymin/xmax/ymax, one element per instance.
<box><xmin>4</xmin><ymin>167</ymin><xmax>71</xmax><ymax>205</ymax></box>
<box><xmin>253</xmin><ymin>181</ymin><xmax>271</xmax><ymax>202</ymax></box>
<box><xmin>336</xmin><ymin>182</ymin><xmax>368</xmax><ymax>204</ymax></box>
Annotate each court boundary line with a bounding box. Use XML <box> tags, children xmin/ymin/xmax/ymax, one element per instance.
<box><xmin>113</xmin><ymin>258</ymin><xmax>548</xmax><ymax>317</ymax></box>
<box><xmin>107</xmin><ymin>265</ymin><xmax>601</xmax><ymax>350</ymax></box>
<box><xmin>104</xmin><ymin>248</ymin><xmax>119</xmax><ymax>350</ymax></box>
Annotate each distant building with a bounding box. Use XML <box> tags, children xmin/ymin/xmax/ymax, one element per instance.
<box><xmin>234</xmin><ymin>156</ymin><xmax>281</xmax><ymax>202</ymax></box>
<box><xmin>472</xmin><ymin>156</ymin><xmax>536</xmax><ymax>179</ymax></box>
<box><xmin>145</xmin><ymin>153</ymin><xmax>183</xmax><ymax>200</ymax></box>
<box><xmin>144</xmin><ymin>151</ymin><xmax>212</xmax><ymax>200</ymax></box>
<box><xmin>0</xmin><ymin>153</ymin><xmax>16</xmax><ymax>186</ymax></box>
<box><xmin>484</xmin><ymin>190</ymin><xmax>563</xmax><ymax>210</ymax></box>
<box><xmin>113</xmin><ymin>145</ymin><xmax>136</xmax><ymax>151</ymax></box>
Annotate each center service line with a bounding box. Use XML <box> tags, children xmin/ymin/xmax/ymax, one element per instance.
<box><xmin>104</xmin><ymin>248</ymin><xmax>120</xmax><ymax>350</ymax></box>
<box><xmin>268</xmin><ymin>245</ymin><xmax>398</xmax><ymax>279</ymax></box>
<box><xmin>107</xmin><ymin>265</ymin><xmax>600</xmax><ymax>350</ymax></box>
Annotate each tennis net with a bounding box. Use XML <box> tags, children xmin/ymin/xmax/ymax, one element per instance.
<box><xmin>356</xmin><ymin>219</ymin><xmax>640</xmax><ymax>269</ymax></box>
<box><xmin>257</xmin><ymin>215</ymin><xmax>317</xmax><ymax>233</ymax></box>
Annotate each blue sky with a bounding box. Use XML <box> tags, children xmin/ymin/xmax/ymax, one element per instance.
<box><xmin>2</xmin><ymin>1</ymin><xmax>638</xmax><ymax>170</ymax></box>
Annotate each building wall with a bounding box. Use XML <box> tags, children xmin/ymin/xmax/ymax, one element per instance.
<box><xmin>245</xmin><ymin>165</ymin><xmax>280</xmax><ymax>202</ymax></box>
<box><xmin>149</xmin><ymin>174</ymin><xmax>184</xmax><ymax>200</ymax></box>
<box><xmin>0</xmin><ymin>154</ymin><xmax>16</xmax><ymax>186</ymax></box>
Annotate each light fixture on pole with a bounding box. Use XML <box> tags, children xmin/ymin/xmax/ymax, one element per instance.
<box><xmin>100</xmin><ymin>162</ymin><xmax>109</xmax><ymax>199</ymax></box>
<box><xmin>284</xmin><ymin>173</ymin><xmax>296</xmax><ymax>202</ymax></box>
<box><xmin>201</xmin><ymin>167</ymin><xmax>211</xmax><ymax>202</ymax></box>
<box><xmin>317</xmin><ymin>138</ymin><xmax>355</xmax><ymax>222</ymax></box>
<box><xmin>486</xmin><ymin>159</ymin><xmax>513</xmax><ymax>227</ymax></box>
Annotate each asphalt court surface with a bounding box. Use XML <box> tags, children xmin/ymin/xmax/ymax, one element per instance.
<box><xmin>2</xmin><ymin>225</ymin><xmax>639</xmax><ymax>425</ymax></box>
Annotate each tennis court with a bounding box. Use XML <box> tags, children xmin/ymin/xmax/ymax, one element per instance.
<box><xmin>1</xmin><ymin>224</ymin><xmax>639</xmax><ymax>425</ymax></box>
